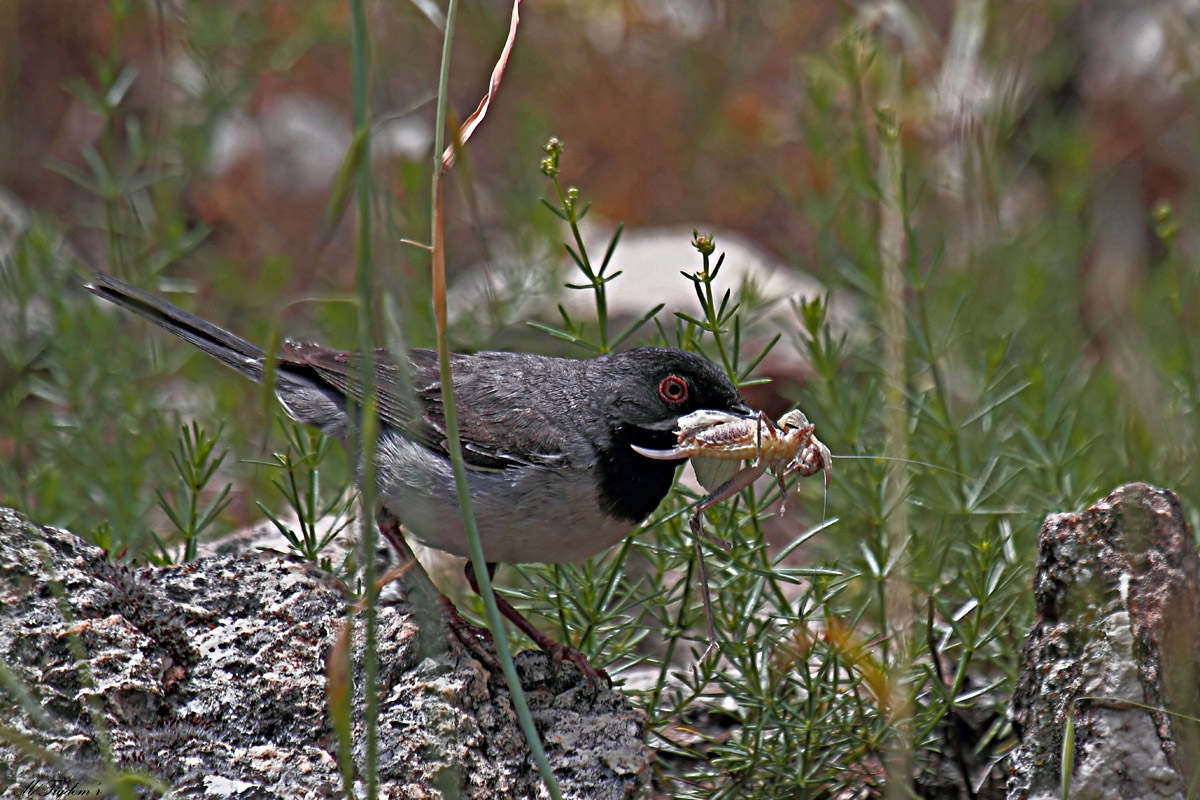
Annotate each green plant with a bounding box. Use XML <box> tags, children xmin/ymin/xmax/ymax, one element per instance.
<box><xmin>150</xmin><ymin>422</ymin><xmax>233</xmax><ymax>564</ymax></box>
<box><xmin>252</xmin><ymin>419</ymin><xmax>355</xmax><ymax>571</ymax></box>
<box><xmin>5</xmin><ymin>3</ymin><xmax>1200</xmax><ymax>796</ymax></box>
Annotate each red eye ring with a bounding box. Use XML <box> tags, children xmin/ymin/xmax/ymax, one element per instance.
<box><xmin>658</xmin><ymin>375</ymin><xmax>689</xmax><ymax>405</ymax></box>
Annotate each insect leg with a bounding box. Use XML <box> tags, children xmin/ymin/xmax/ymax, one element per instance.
<box><xmin>685</xmin><ymin>462</ymin><xmax>768</xmax><ymax>662</ymax></box>
<box><xmin>690</xmin><ymin>462</ymin><xmax>768</xmax><ymax>550</ymax></box>
<box><xmin>795</xmin><ymin>437</ymin><xmax>833</xmax><ymax>488</ymax></box>
<box><xmin>690</xmin><ymin>525</ymin><xmax>720</xmax><ymax>663</ymax></box>
<box><xmin>752</xmin><ymin>410</ymin><xmax>783</xmax><ymax>467</ymax></box>
<box><xmin>775</xmin><ymin>470</ymin><xmax>790</xmax><ymax>515</ymax></box>
<box><xmin>817</xmin><ymin>438</ymin><xmax>833</xmax><ymax>489</ymax></box>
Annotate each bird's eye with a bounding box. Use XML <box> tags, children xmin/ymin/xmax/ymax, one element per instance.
<box><xmin>658</xmin><ymin>375</ymin><xmax>689</xmax><ymax>404</ymax></box>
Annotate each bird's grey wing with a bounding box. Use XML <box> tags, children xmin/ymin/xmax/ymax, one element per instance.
<box><xmin>413</xmin><ymin>353</ymin><xmax>578</xmax><ymax>471</ymax></box>
<box><xmin>282</xmin><ymin>340</ymin><xmax>426</xmax><ymax>433</ymax></box>
<box><xmin>284</xmin><ymin>344</ymin><xmax>572</xmax><ymax>472</ymax></box>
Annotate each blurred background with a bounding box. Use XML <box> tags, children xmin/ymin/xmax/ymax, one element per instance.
<box><xmin>4</xmin><ymin>0</ymin><xmax>1198</xmax><ymax>529</ymax></box>
<box><xmin>3</xmin><ymin>1</ymin><xmax>1200</xmax><ymax>796</ymax></box>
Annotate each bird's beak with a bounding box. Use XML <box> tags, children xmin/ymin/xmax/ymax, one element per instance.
<box><xmin>731</xmin><ymin>402</ymin><xmax>755</xmax><ymax>417</ymax></box>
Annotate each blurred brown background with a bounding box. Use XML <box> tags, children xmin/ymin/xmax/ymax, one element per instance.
<box><xmin>3</xmin><ymin>0</ymin><xmax>1200</xmax><ymax>524</ymax></box>
<box><xmin>4</xmin><ymin>1</ymin><xmax>1197</xmax><ymax>349</ymax></box>
<box><xmin>0</xmin><ymin>2</ymin><xmax>1155</xmax><ymax>288</ymax></box>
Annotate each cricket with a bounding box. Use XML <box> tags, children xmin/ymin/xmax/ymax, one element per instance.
<box><xmin>632</xmin><ymin>407</ymin><xmax>834</xmax><ymax>660</ymax></box>
<box><xmin>634</xmin><ymin>407</ymin><xmax>832</xmax><ymax>524</ymax></box>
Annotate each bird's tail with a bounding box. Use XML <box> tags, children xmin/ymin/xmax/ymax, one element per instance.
<box><xmin>86</xmin><ymin>273</ymin><xmax>266</xmax><ymax>383</ymax></box>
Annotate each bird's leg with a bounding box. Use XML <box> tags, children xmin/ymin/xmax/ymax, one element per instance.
<box><xmin>376</xmin><ymin>508</ymin><xmax>499</xmax><ymax>672</ymax></box>
<box><xmin>463</xmin><ymin>562</ymin><xmax>611</xmax><ymax>690</ymax></box>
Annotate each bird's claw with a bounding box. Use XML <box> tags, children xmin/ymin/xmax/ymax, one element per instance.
<box><xmin>440</xmin><ymin>598</ymin><xmax>502</xmax><ymax>673</ymax></box>
<box><xmin>545</xmin><ymin>640</ymin><xmax>611</xmax><ymax>693</ymax></box>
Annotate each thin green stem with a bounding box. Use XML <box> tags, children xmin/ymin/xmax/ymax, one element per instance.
<box><xmin>697</xmin><ymin>249</ymin><xmax>733</xmax><ymax>375</ymax></box>
<box><xmin>348</xmin><ymin>0</ymin><xmax>378</xmax><ymax>796</ymax></box>
<box><xmin>551</xmin><ymin>173</ymin><xmax>608</xmax><ymax>350</ymax></box>
<box><xmin>877</xmin><ymin>75</ymin><xmax>914</xmax><ymax>800</ymax></box>
<box><xmin>430</xmin><ymin>4</ymin><xmax>563</xmax><ymax>798</ymax></box>
<box><xmin>103</xmin><ymin>0</ymin><xmax>129</xmax><ymax>275</ymax></box>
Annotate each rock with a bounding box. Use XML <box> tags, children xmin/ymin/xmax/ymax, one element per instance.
<box><xmin>1008</xmin><ymin>483</ymin><xmax>1200</xmax><ymax>800</ymax></box>
<box><xmin>0</xmin><ymin>507</ymin><xmax>651</xmax><ymax>799</ymax></box>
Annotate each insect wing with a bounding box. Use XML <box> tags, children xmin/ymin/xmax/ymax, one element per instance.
<box><xmin>692</xmin><ymin>456</ymin><xmax>742</xmax><ymax>492</ymax></box>
<box><xmin>676</xmin><ymin>408</ymin><xmax>746</xmax><ymax>434</ymax></box>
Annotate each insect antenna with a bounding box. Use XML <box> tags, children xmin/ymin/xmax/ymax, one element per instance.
<box><xmin>829</xmin><ymin>454</ymin><xmax>1021</xmax><ymax>508</ymax></box>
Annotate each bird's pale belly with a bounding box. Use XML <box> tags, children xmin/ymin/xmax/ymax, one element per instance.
<box><xmin>375</xmin><ymin>435</ymin><xmax>639</xmax><ymax>563</ymax></box>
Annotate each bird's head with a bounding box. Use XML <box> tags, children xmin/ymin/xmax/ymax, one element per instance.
<box><xmin>597</xmin><ymin>347</ymin><xmax>752</xmax><ymax>438</ymax></box>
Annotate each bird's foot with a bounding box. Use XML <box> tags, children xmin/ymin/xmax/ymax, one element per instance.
<box><xmin>438</xmin><ymin>595</ymin><xmax>501</xmax><ymax>673</ymax></box>
<box><xmin>377</xmin><ymin>508</ymin><xmax>611</xmax><ymax>693</ymax></box>
<box><xmin>540</xmin><ymin>638</ymin><xmax>612</xmax><ymax>692</ymax></box>
<box><xmin>376</xmin><ymin>508</ymin><xmax>501</xmax><ymax>673</ymax></box>
<box><xmin>461</xmin><ymin>562</ymin><xmax>611</xmax><ymax>693</ymax></box>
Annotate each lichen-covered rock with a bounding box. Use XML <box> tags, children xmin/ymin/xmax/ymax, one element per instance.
<box><xmin>1008</xmin><ymin>483</ymin><xmax>1200</xmax><ymax>800</ymax></box>
<box><xmin>0</xmin><ymin>507</ymin><xmax>651</xmax><ymax>799</ymax></box>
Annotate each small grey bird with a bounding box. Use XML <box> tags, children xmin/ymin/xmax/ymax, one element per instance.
<box><xmin>87</xmin><ymin>274</ymin><xmax>752</xmax><ymax>680</ymax></box>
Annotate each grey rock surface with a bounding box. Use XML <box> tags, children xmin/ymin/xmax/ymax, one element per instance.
<box><xmin>1007</xmin><ymin>483</ymin><xmax>1200</xmax><ymax>800</ymax></box>
<box><xmin>0</xmin><ymin>507</ymin><xmax>651</xmax><ymax>799</ymax></box>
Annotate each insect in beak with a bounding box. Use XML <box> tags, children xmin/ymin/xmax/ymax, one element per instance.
<box><xmin>632</xmin><ymin>407</ymin><xmax>832</xmax><ymax>664</ymax></box>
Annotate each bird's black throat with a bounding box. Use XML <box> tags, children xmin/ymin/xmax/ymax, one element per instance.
<box><xmin>597</xmin><ymin>425</ymin><xmax>685</xmax><ymax>524</ymax></box>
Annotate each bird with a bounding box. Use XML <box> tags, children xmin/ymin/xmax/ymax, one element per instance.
<box><xmin>86</xmin><ymin>273</ymin><xmax>753</xmax><ymax>684</ymax></box>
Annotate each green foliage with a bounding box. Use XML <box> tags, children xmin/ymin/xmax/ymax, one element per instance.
<box><xmin>152</xmin><ymin>422</ymin><xmax>233</xmax><ymax>564</ymax></box>
<box><xmin>530</xmin><ymin>138</ymin><xmax>647</xmax><ymax>353</ymax></box>
<box><xmin>4</xmin><ymin>3</ymin><xmax>1200</xmax><ymax>797</ymax></box>
<box><xmin>251</xmin><ymin>420</ymin><xmax>355</xmax><ymax>572</ymax></box>
<box><xmin>0</xmin><ymin>219</ymin><xmax>177</xmax><ymax>551</ymax></box>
